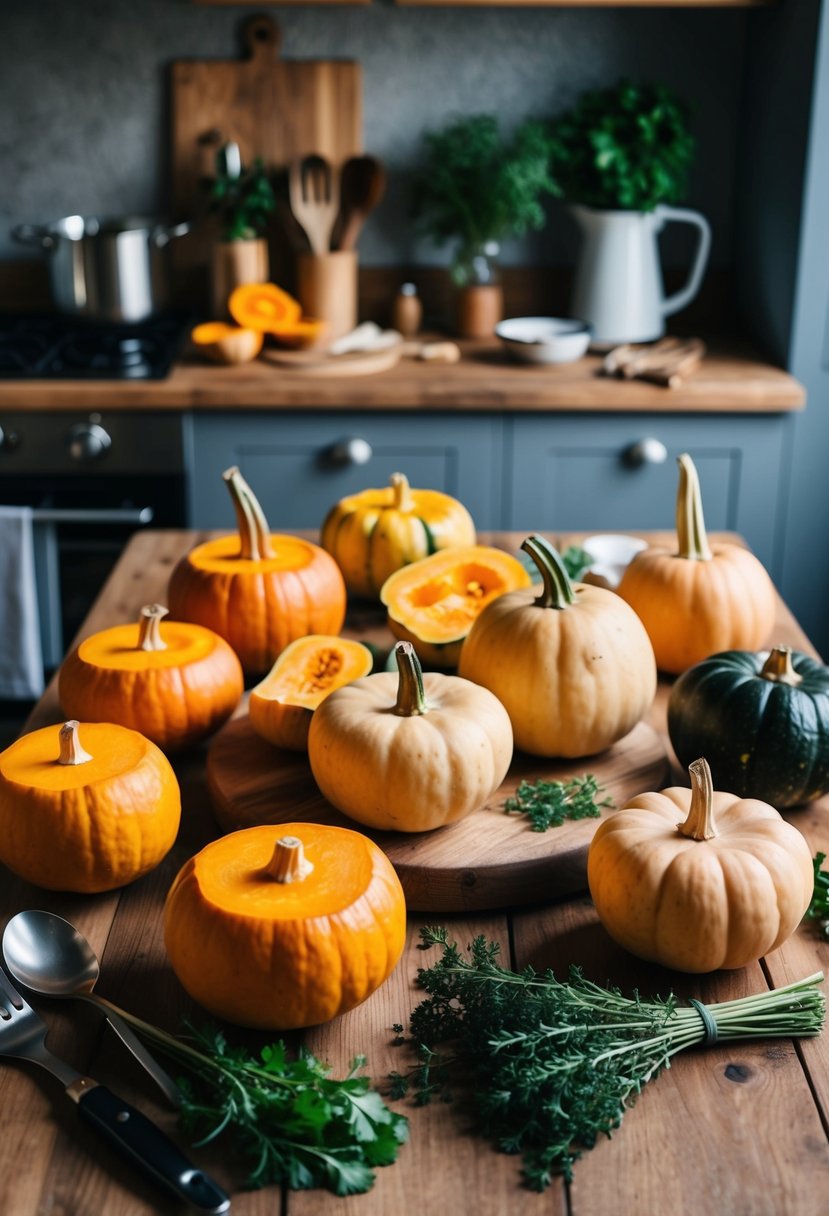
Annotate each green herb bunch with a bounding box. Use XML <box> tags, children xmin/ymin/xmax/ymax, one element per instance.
<box><xmin>391</xmin><ymin>928</ymin><xmax>825</xmax><ymax>1190</ymax></box>
<box><xmin>505</xmin><ymin>774</ymin><xmax>613</xmax><ymax>832</ymax></box>
<box><xmin>807</xmin><ymin>851</ymin><xmax>829</xmax><ymax>936</ymax></box>
<box><xmin>207</xmin><ymin>144</ymin><xmax>276</xmax><ymax>242</ymax></box>
<box><xmin>412</xmin><ymin>114</ymin><xmax>556</xmax><ymax>284</ymax></box>
<box><xmin>547</xmin><ymin>80</ymin><xmax>696</xmax><ymax>212</ymax></box>
<box><xmin>118</xmin><ymin>1016</ymin><xmax>407</xmax><ymax>1195</ymax></box>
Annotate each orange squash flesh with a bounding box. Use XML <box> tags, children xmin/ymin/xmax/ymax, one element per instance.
<box><xmin>228</xmin><ymin>282</ymin><xmax>302</xmax><ymax>334</ymax></box>
<box><xmin>0</xmin><ymin>721</ymin><xmax>181</xmax><ymax>892</ymax></box>
<box><xmin>380</xmin><ymin>545</ymin><xmax>532</xmax><ymax>667</ymax></box>
<box><xmin>190</xmin><ymin>322</ymin><xmax>263</xmax><ymax>365</ymax></box>
<box><xmin>163</xmin><ymin>822</ymin><xmax>407</xmax><ymax>1029</ymax></box>
<box><xmin>249</xmin><ymin>634</ymin><xmax>374</xmax><ymax>751</ymax></box>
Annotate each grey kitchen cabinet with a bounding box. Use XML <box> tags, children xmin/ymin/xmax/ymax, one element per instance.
<box><xmin>187</xmin><ymin>411</ymin><xmax>504</xmax><ymax>532</ymax></box>
<box><xmin>507</xmin><ymin>412</ymin><xmax>792</xmax><ymax>578</ymax></box>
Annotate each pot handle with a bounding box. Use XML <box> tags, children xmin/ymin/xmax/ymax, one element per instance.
<box><xmin>656</xmin><ymin>206</ymin><xmax>712</xmax><ymax>319</ymax></box>
<box><xmin>151</xmin><ymin>221</ymin><xmax>191</xmax><ymax>248</ymax></box>
<box><xmin>11</xmin><ymin>223</ymin><xmax>55</xmax><ymax>251</ymax></box>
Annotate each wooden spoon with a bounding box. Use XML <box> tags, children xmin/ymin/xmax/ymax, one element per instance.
<box><xmin>335</xmin><ymin>155</ymin><xmax>387</xmax><ymax>251</ymax></box>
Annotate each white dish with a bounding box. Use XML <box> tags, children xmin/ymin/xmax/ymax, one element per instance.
<box><xmin>580</xmin><ymin>533</ymin><xmax>648</xmax><ymax>590</ymax></box>
<box><xmin>495</xmin><ymin>316</ymin><xmax>592</xmax><ymax>365</ymax></box>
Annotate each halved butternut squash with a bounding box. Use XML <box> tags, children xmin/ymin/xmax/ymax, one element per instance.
<box><xmin>380</xmin><ymin>545</ymin><xmax>533</xmax><ymax>668</ymax></box>
<box><xmin>190</xmin><ymin>322</ymin><xmax>263</xmax><ymax>365</ymax></box>
<box><xmin>249</xmin><ymin>634</ymin><xmax>374</xmax><ymax>751</ymax></box>
<box><xmin>228</xmin><ymin>282</ymin><xmax>303</xmax><ymax>334</ymax></box>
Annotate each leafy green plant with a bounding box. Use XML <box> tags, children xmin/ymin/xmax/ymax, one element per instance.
<box><xmin>411</xmin><ymin>114</ymin><xmax>556</xmax><ymax>284</ymax></box>
<box><xmin>206</xmin><ymin>144</ymin><xmax>276</xmax><ymax>241</ymax></box>
<box><xmin>504</xmin><ymin>774</ymin><xmax>613</xmax><ymax>832</ymax></box>
<box><xmin>806</xmin><ymin>851</ymin><xmax>829</xmax><ymax>936</ymax></box>
<box><xmin>547</xmin><ymin>80</ymin><xmax>696</xmax><ymax>212</ymax></box>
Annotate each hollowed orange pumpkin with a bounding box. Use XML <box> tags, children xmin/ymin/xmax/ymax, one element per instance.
<box><xmin>58</xmin><ymin>603</ymin><xmax>244</xmax><ymax>753</ymax></box>
<box><xmin>168</xmin><ymin>467</ymin><xmax>346</xmax><ymax>676</ymax></box>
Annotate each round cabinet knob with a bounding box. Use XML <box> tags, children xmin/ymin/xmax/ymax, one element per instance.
<box><xmin>68</xmin><ymin>421</ymin><xmax>111</xmax><ymax>462</ymax></box>
<box><xmin>320</xmin><ymin>436</ymin><xmax>373</xmax><ymax>468</ymax></box>
<box><xmin>623</xmin><ymin>437</ymin><xmax>668</xmax><ymax>468</ymax></box>
<box><xmin>0</xmin><ymin>424</ymin><xmax>20</xmax><ymax>452</ymax></box>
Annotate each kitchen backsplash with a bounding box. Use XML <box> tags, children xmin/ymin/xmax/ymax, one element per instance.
<box><xmin>2</xmin><ymin>1</ymin><xmax>746</xmax><ymax>270</ymax></box>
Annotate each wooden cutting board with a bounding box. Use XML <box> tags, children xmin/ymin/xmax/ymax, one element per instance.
<box><xmin>206</xmin><ymin>713</ymin><xmax>670</xmax><ymax>912</ymax></box>
<box><xmin>170</xmin><ymin>14</ymin><xmax>362</xmax><ymax>291</ymax></box>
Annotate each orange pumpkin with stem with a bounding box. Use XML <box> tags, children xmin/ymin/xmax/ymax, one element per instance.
<box><xmin>616</xmin><ymin>453</ymin><xmax>776</xmax><ymax>674</ymax></box>
<box><xmin>164</xmin><ymin>822</ymin><xmax>406</xmax><ymax>1029</ymax></box>
<box><xmin>58</xmin><ymin>603</ymin><xmax>244</xmax><ymax>753</ymax></box>
<box><xmin>0</xmin><ymin>720</ymin><xmax>180</xmax><ymax>892</ymax></box>
<box><xmin>168</xmin><ymin>466</ymin><xmax>346</xmax><ymax>676</ymax></box>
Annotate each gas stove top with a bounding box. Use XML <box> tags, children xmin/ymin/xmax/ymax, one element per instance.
<box><xmin>0</xmin><ymin>314</ymin><xmax>190</xmax><ymax>379</ymax></box>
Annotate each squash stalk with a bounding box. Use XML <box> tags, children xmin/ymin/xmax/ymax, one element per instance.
<box><xmin>677</xmin><ymin>757</ymin><xmax>718</xmax><ymax>841</ymax></box>
<box><xmin>393</xmin><ymin>641</ymin><xmax>429</xmax><ymax>716</ymax></box>
<box><xmin>137</xmin><ymin>604</ymin><xmax>168</xmax><ymax>652</ymax></box>
<box><xmin>675</xmin><ymin>453</ymin><xmax>712</xmax><ymax>561</ymax></box>
<box><xmin>223</xmin><ymin>465</ymin><xmax>274</xmax><ymax>561</ymax></box>
<box><xmin>390</xmin><ymin>472</ymin><xmax>414</xmax><ymax>514</ymax></box>
<box><xmin>521</xmin><ymin>534</ymin><xmax>576</xmax><ymax>609</ymax></box>
<box><xmin>58</xmin><ymin>721</ymin><xmax>93</xmax><ymax>767</ymax></box>
<box><xmin>761</xmin><ymin>646</ymin><xmax>803</xmax><ymax>687</ymax></box>
<box><xmin>266</xmin><ymin>836</ymin><xmax>314</xmax><ymax>883</ymax></box>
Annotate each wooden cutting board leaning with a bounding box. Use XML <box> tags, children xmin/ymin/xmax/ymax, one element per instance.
<box><xmin>169</xmin><ymin>14</ymin><xmax>362</xmax><ymax>291</ymax></box>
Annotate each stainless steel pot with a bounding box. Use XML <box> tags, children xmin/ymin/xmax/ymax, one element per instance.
<box><xmin>12</xmin><ymin>215</ymin><xmax>191</xmax><ymax>323</ymax></box>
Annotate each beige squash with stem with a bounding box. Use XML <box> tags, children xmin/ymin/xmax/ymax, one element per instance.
<box><xmin>616</xmin><ymin>453</ymin><xmax>776</xmax><ymax>674</ymax></box>
<box><xmin>458</xmin><ymin>535</ymin><xmax>657</xmax><ymax>758</ymax></box>
<box><xmin>308</xmin><ymin>640</ymin><xmax>513</xmax><ymax>832</ymax></box>
<box><xmin>587</xmin><ymin>757</ymin><xmax>814</xmax><ymax>972</ymax></box>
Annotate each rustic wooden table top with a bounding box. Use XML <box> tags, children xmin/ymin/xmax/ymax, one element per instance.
<box><xmin>2</xmin><ymin>529</ymin><xmax>828</xmax><ymax>1216</ymax></box>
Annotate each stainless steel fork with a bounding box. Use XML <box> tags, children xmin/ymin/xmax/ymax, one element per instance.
<box><xmin>0</xmin><ymin>967</ymin><xmax>230</xmax><ymax>1213</ymax></box>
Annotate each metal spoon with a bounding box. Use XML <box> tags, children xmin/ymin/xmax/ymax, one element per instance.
<box><xmin>2</xmin><ymin>909</ymin><xmax>182</xmax><ymax>1109</ymax></box>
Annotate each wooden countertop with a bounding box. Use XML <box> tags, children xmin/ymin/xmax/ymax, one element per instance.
<box><xmin>1</xmin><ymin>529</ymin><xmax>828</xmax><ymax>1215</ymax></box>
<box><xmin>0</xmin><ymin>341</ymin><xmax>805</xmax><ymax>414</ymax></box>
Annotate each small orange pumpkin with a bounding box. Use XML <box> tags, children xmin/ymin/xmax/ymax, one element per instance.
<box><xmin>168</xmin><ymin>467</ymin><xmax>346</xmax><ymax>676</ymax></box>
<box><xmin>0</xmin><ymin>720</ymin><xmax>181</xmax><ymax>893</ymax></box>
<box><xmin>164</xmin><ymin>822</ymin><xmax>407</xmax><ymax>1029</ymax></box>
<box><xmin>58</xmin><ymin>604</ymin><xmax>244</xmax><ymax>753</ymax></box>
<box><xmin>249</xmin><ymin>634</ymin><xmax>374</xmax><ymax>751</ymax></box>
<box><xmin>616</xmin><ymin>453</ymin><xmax>776</xmax><ymax>674</ymax></box>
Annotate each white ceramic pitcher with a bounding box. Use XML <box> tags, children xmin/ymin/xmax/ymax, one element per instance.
<box><xmin>570</xmin><ymin>204</ymin><xmax>712</xmax><ymax>347</ymax></box>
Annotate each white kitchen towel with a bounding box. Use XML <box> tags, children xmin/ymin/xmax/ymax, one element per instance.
<box><xmin>0</xmin><ymin>505</ymin><xmax>45</xmax><ymax>699</ymax></box>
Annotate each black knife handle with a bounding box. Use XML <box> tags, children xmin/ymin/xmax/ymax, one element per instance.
<box><xmin>77</xmin><ymin>1084</ymin><xmax>231</xmax><ymax>1213</ymax></box>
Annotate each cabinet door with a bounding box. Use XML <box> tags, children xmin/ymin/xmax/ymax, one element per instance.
<box><xmin>189</xmin><ymin>412</ymin><xmax>502</xmax><ymax>531</ymax></box>
<box><xmin>508</xmin><ymin>413</ymin><xmax>789</xmax><ymax>576</ymax></box>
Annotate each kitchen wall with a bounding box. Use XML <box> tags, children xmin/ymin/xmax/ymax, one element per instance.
<box><xmin>1</xmin><ymin>1</ymin><xmax>748</xmax><ymax>272</ymax></box>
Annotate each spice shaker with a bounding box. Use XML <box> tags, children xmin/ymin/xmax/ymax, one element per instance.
<box><xmin>392</xmin><ymin>282</ymin><xmax>422</xmax><ymax>338</ymax></box>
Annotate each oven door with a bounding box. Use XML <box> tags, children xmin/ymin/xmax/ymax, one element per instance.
<box><xmin>1</xmin><ymin>473</ymin><xmax>185</xmax><ymax>670</ymax></box>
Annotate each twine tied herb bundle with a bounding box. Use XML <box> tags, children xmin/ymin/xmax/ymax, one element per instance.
<box><xmin>390</xmin><ymin>928</ymin><xmax>825</xmax><ymax>1190</ymax></box>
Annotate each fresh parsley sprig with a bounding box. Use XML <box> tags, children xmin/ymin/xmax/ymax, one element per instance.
<box><xmin>117</xmin><ymin>1017</ymin><xmax>407</xmax><ymax>1195</ymax></box>
<box><xmin>391</xmin><ymin>928</ymin><xmax>825</xmax><ymax>1190</ymax></box>
<box><xmin>806</xmin><ymin>852</ymin><xmax>829</xmax><ymax>936</ymax></box>
<box><xmin>505</xmin><ymin>774</ymin><xmax>613</xmax><ymax>831</ymax></box>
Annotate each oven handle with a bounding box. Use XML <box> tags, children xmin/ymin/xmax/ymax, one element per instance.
<box><xmin>30</xmin><ymin>506</ymin><xmax>154</xmax><ymax>525</ymax></box>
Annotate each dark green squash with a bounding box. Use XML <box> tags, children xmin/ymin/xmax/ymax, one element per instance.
<box><xmin>667</xmin><ymin>646</ymin><xmax>829</xmax><ymax>807</ymax></box>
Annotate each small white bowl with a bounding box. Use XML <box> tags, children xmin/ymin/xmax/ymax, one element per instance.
<box><xmin>580</xmin><ymin>533</ymin><xmax>648</xmax><ymax>590</ymax></box>
<box><xmin>495</xmin><ymin>316</ymin><xmax>592</xmax><ymax>365</ymax></box>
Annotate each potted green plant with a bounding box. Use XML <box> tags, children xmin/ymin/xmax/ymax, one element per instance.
<box><xmin>547</xmin><ymin>80</ymin><xmax>711</xmax><ymax>347</ymax></box>
<box><xmin>411</xmin><ymin>114</ymin><xmax>555</xmax><ymax>337</ymax></box>
<box><xmin>206</xmin><ymin>142</ymin><xmax>276</xmax><ymax>319</ymax></box>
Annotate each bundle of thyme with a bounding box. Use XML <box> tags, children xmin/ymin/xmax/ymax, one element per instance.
<box><xmin>504</xmin><ymin>774</ymin><xmax>613</xmax><ymax>831</ymax></box>
<box><xmin>391</xmin><ymin>928</ymin><xmax>825</xmax><ymax>1190</ymax></box>
<box><xmin>116</xmin><ymin>1015</ymin><xmax>407</xmax><ymax>1195</ymax></box>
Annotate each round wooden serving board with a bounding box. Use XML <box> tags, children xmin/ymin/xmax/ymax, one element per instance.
<box><xmin>206</xmin><ymin>713</ymin><xmax>670</xmax><ymax>912</ymax></box>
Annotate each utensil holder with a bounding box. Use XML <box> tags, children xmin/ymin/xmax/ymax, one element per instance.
<box><xmin>211</xmin><ymin>238</ymin><xmax>269</xmax><ymax>320</ymax></box>
<box><xmin>297</xmin><ymin>251</ymin><xmax>358</xmax><ymax>342</ymax></box>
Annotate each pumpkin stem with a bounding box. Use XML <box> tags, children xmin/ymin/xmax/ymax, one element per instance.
<box><xmin>521</xmin><ymin>534</ymin><xmax>576</xmax><ymax>609</ymax></box>
<box><xmin>678</xmin><ymin>757</ymin><xmax>718</xmax><ymax>841</ymax></box>
<box><xmin>265</xmin><ymin>835</ymin><xmax>314</xmax><ymax>883</ymax></box>
<box><xmin>393</xmin><ymin>641</ymin><xmax>429</xmax><ymax>716</ymax></box>
<box><xmin>223</xmin><ymin>465</ymin><xmax>274</xmax><ymax>561</ymax></box>
<box><xmin>390</xmin><ymin>472</ymin><xmax>413</xmax><ymax>513</ymax></box>
<box><xmin>761</xmin><ymin>646</ymin><xmax>803</xmax><ymax>687</ymax></box>
<box><xmin>137</xmin><ymin>603</ymin><xmax>169</xmax><ymax>652</ymax></box>
<box><xmin>675</xmin><ymin>453</ymin><xmax>713</xmax><ymax>561</ymax></box>
<box><xmin>58</xmin><ymin>720</ymin><xmax>93</xmax><ymax>767</ymax></box>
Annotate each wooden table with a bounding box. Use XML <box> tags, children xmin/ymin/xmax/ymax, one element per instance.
<box><xmin>2</xmin><ymin>530</ymin><xmax>829</xmax><ymax>1215</ymax></box>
